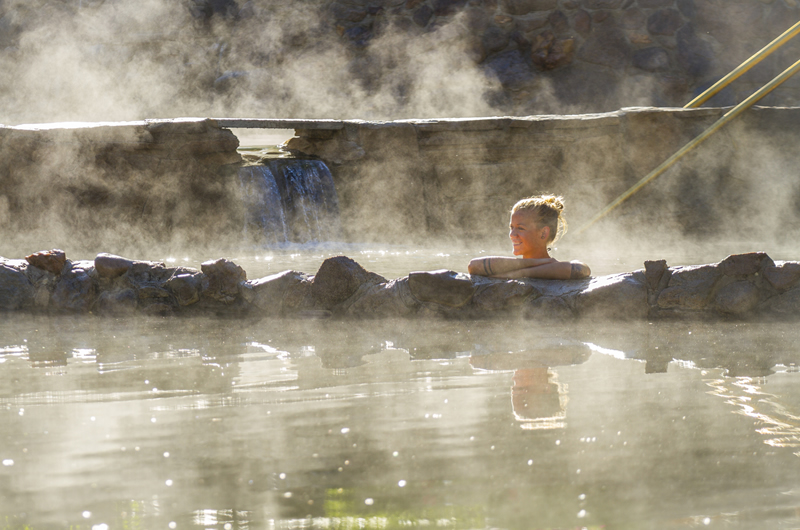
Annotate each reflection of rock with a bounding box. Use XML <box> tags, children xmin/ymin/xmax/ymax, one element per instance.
<box><xmin>2</xmin><ymin>251</ymin><xmax>800</xmax><ymax>320</ymax></box>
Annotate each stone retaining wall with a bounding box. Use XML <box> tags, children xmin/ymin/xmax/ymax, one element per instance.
<box><xmin>0</xmin><ymin>119</ymin><xmax>242</xmax><ymax>254</ymax></box>
<box><xmin>282</xmin><ymin>106</ymin><xmax>800</xmax><ymax>245</ymax></box>
<box><xmin>3</xmin><ymin>108</ymin><xmax>800</xmax><ymax>253</ymax></box>
<box><xmin>3</xmin><ymin>249</ymin><xmax>800</xmax><ymax>320</ymax></box>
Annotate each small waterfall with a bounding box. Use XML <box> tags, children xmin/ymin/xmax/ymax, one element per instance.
<box><xmin>237</xmin><ymin>159</ymin><xmax>340</xmax><ymax>245</ymax></box>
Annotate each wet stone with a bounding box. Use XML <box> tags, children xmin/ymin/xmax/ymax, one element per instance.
<box><xmin>312</xmin><ymin>256</ymin><xmax>384</xmax><ymax>310</ymax></box>
<box><xmin>51</xmin><ymin>268</ymin><xmax>95</xmax><ymax>312</ymax></box>
<box><xmin>719</xmin><ymin>252</ymin><xmax>774</xmax><ymax>277</ymax></box>
<box><xmin>472</xmin><ymin>280</ymin><xmax>539</xmax><ymax>311</ymax></box>
<box><xmin>347</xmin><ymin>278</ymin><xmax>420</xmax><ymax>317</ymax></box>
<box><xmin>637</xmin><ymin>0</ymin><xmax>672</xmax><ymax>7</ymax></box>
<box><xmin>25</xmin><ymin>249</ymin><xmax>66</xmax><ymax>276</ymax></box>
<box><xmin>94</xmin><ymin>289</ymin><xmax>137</xmax><ymax>316</ymax></box>
<box><xmin>657</xmin><ymin>264</ymin><xmax>721</xmax><ymax>311</ymax></box>
<box><xmin>644</xmin><ymin>259</ymin><xmax>668</xmax><ymax>290</ymax></box>
<box><xmin>763</xmin><ymin>262</ymin><xmax>800</xmax><ymax>292</ymax></box>
<box><xmin>408</xmin><ymin>270</ymin><xmax>475</xmax><ymax>307</ymax></box>
<box><xmin>242</xmin><ymin>270</ymin><xmax>310</xmax><ymax>314</ymax></box>
<box><xmin>201</xmin><ymin>258</ymin><xmax>246</xmax><ymax>304</ymax></box>
<box><xmin>523</xmin><ymin>295</ymin><xmax>573</xmax><ymax>320</ymax></box>
<box><xmin>165</xmin><ymin>274</ymin><xmax>202</xmax><ymax>306</ymax></box>
<box><xmin>714</xmin><ymin>280</ymin><xmax>761</xmax><ymax>316</ymax></box>
<box><xmin>761</xmin><ymin>286</ymin><xmax>800</xmax><ymax>316</ymax></box>
<box><xmin>575</xmin><ymin>272</ymin><xmax>648</xmax><ymax>320</ymax></box>
<box><xmin>95</xmin><ymin>253</ymin><xmax>134</xmax><ymax>279</ymax></box>
<box><xmin>0</xmin><ymin>263</ymin><xmax>34</xmax><ymax>310</ymax></box>
<box><xmin>137</xmin><ymin>286</ymin><xmax>171</xmax><ymax>299</ymax></box>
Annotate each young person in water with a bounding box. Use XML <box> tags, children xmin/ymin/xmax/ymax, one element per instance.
<box><xmin>468</xmin><ymin>195</ymin><xmax>591</xmax><ymax>280</ymax></box>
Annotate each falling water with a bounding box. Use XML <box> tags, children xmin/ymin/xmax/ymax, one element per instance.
<box><xmin>237</xmin><ymin>159</ymin><xmax>340</xmax><ymax>245</ymax></box>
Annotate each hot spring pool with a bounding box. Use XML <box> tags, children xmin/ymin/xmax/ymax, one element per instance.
<box><xmin>1</xmin><ymin>312</ymin><xmax>800</xmax><ymax>529</ymax></box>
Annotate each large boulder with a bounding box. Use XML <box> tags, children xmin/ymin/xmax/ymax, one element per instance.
<box><xmin>241</xmin><ymin>270</ymin><xmax>310</xmax><ymax>315</ymax></box>
<box><xmin>0</xmin><ymin>261</ymin><xmax>34</xmax><ymax>310</ymax></box>
<box><xmin>575</xmin><ymin>272</ymin><xmax>648</xmax><ymax>319</ymax></box>
<box><xmin>25</xmin><ymin>249</ymin><xmax>66</xmax><ymax>276</ymax></box>
<box><xmin>311</xmin><ymin>256</ymin><xmax>385</xmax><ymax>310</ymax></box>
<box><xmin>657</xmin><ymin>264</ymin><xmax>721</xmax><ymax>311</ymax></box>
<box><xmin>409</xmin><ymin>270</ymin><xmax>475</xmax><ymax>307</ymax></box>
<box><xmin>51</xmin><ymin>262</ymin><xmax>96</xmax><ymax>312</ymax></box>
<box><xmin>201</xmin><ymin>258</ymin><xmax>246</xmax><ymax>304</ymax></box>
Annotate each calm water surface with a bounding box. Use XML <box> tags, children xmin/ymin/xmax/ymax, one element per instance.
<box><xmin>1</xmin><ymin>313</ymin><xmax>800</xmax><ymax>530</ymax></box>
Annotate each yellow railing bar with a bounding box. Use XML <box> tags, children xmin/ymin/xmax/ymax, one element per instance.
<box><xmin>685</xmin><ymin>20</ymin><xmax>800</xmax><ymax>108</ymax></box>
<box><xmin>575</xmin><ymin>57</ymin><xmax>800</xmax><ymax>236</ymax></box>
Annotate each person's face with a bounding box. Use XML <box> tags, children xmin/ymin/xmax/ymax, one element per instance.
<box><xmin>509</xmin><ymin>210</ymin><xmax>548</xmax><ymax>258</ymax></box>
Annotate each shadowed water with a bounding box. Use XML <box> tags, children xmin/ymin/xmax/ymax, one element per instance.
<box><xmin>1</xmin><ymin>315</ymin><xmax>800</xmax><ymax>529</ymax></box>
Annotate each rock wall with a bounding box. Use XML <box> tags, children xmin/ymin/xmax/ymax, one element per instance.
<box><xmin>326</xmin><ymin>0</ymin><xmax>800</xmax><ymax>110</ymax></box>
<box><xmin>0</xmin><ymin>119</ymin><xmax>242</xmax><ymax>255</ymax></box>
<box><xmin>1</xmin><ymin>0</ymin><xmax>798</xmax><ymax>122</ymax></box>
<box><xmin>4</xmin><ymin>249</ymin><xmax>800</xmax><ymax>321</ymax></box>
<box><xmin>283</xmin><ymin>106</ymin><xmax>800</xmax><ymax>245</ymax></box>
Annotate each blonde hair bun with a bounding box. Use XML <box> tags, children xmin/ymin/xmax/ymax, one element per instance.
<box><xmin>511</xmin><ymin>194</ymin><xmax>567</xmax><ymax>245</ymax></box>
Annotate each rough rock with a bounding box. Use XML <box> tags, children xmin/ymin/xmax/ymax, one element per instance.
<box><xmin>633</xmin><ymin>47</ymin><xmax>670</xmax><ymax>72</ymax></box>
<box><xmin>714</xmin><ymin>280</ymin><xmax>761</xmax><ymax>316</ymax></box>
<box><xmin>646</xmin><ymin>9</ymin><xmax>683</xmax><ymax>36</ymax></box>
<box><xmin>241</xmin><ymin>270</ymin><xmax>310</xmax><ymax>315</ymax></box>
<box><xmin>677</xmin><ymin>23</ymin><xmax>714</xmax><ymax>77</ymax></box>
<box><xmin>94</xmin><ymin>289</ymin><xmax>137</xmax><ymax>316</ymax></box>
<box><xmin>502</xmin><ymin>0</ymin><xmax>559</xmax><ymax>16</ymax></box>
<box><xmin>620</xmin><ymin>8</ymin><xmax>645</xmax><ymax>30</ymax></box>
<box><xmin>531</xmin><ymin>31</ymin><xmax>575</xmax><ymax>70</ymax></box>
<box><xmin>95</xmin><ymin>253</ymin><xmax>134</xmax><ymax>279</ymax></box>
<box><xmin>719</xmin><ymin>252</ymin><xmax>774</xmax><ymax>277</ymax></box>
<box><xmin>575</xmin><ymin>272</ymin><xmax>648</xmax><ymax>319</ymax></box>
<box><xmin>51</xmin><ymin>265</ymin><xmax>95</xmax><ymax>312</ymax></box>
<box><xmin>657</xmin><ymin>263</ymin><xmax>720</xmax><ymax>311</ymax></box>
<box><xmin>581</xmin><ymin>0</ymin><xmax>622</xmax><ymax>8</ymax></box>
<box><xmin>0</xmin><ymin>262</ymin><xmax>34</xmax><ymax>310</ymax></box>
<box><xmin>311</xmin><ymin>256</ymin><xmax>385</xmax><ymax>309</ymax></box>
<box><xmin>201</xmin><ymin>258</ymin><xmax>246</xmax><ymax>304</ymax></box>
<box><xmin>523</xmin><ymin>295</ymin><xmax>574</xmax><ymax>320</ymax></box>
<box><xmin>637</xmin><ymin>0</ymin><xmax>672</xmax><ymax>7</ymax></box>
<box><xmin>472</xmin><ymin>279</ymin><xmax>539</xmax><ymax>311</ymax></box>
<box><xmin>408</xmin><ymin>270</ymin><xmax>475</xmax><ymax>307</ymax></box>
<box><xmin>763</xmin><ymin>262</ymin><xmax>800</xmax><ymax>292</ymax></box>
<box><xmin>573</xmin><ymin>9</ymin><xmax>591</xmax><ymax>34</ymax></box>
<box><xmin>577</xmin><ymin>27</ymin><xmax>630</xmax><ymax>69</ymax></box>
<box><xmin>25</xmin><ymin>249</ymin><xmax>66</xmax><ymax>275</ymax></box>
<box><xmin>347</xmin><ymin>278</ymin><xmax>420</xmax><ymax>317</ymax></box>
<box><xmin>760</xmin><ymin>286</ymin><xmax>800</xmax><ymax>316</ymax></box>
<box><xmin>165</xmin><ymin>273</ymin><xmax>203</xmax><ymax>306</ymax></box>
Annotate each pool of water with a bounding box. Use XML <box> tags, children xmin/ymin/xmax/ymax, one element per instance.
<box><xmin>2</xmin><ymin>314</ymin><xmax>800</xmax><ymax>530</ymax></box>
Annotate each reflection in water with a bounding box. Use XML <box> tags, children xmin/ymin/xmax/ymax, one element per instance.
<box><xmin>706</xmin><ymin>375</ymin><xmax>800</xmax><ymax>455</ymax></box>
<box><xmin>2</xmin><ymin>317</ymin><xmax>800</xmax><ymax>529</ymax></box>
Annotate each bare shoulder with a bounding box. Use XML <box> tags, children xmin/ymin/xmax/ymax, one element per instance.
<box><xmin>569</xmin><ymin>261</ymin><xmax>591</xmax><ymax>279</ymax></box>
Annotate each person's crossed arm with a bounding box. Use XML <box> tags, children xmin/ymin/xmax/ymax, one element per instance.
<box><xmin>468</xmin><ymin>256</ymin><xmax>591</xmax><ymax>280</ymax></box>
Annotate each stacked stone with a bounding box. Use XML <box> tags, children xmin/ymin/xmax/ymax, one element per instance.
<box><xmin>325</xmin><ymin>0</ymin><xmax>800</xmax><ymax>108</ymax></box>
<box><xmin>3</xmin><ymin>249</ymin><xmax>800</xmax><ymax>320</ymax></box>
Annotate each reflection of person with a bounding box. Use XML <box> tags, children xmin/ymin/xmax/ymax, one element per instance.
<box><xmin>468</xmin><ymin>195</ymin><xmax>591</xmax><ymax>280</ymax></box>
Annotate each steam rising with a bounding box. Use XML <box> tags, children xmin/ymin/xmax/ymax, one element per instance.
<box><xmin>0</xmin><ymin>0</ymin><xmax>508</xmax><ymax>123</ymax></box>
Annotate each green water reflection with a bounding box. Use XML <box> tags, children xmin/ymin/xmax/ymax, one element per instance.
<box><xmin>1</xmin><ymin>316</ymin><xmax>800</xmax><ymax>529</ymax></box>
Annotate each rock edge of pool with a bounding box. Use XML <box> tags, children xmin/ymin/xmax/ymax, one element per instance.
<box><xmin>2</xmin><ymin>249</ymin><xmax>799</xmax><ymax>320</ymax></box>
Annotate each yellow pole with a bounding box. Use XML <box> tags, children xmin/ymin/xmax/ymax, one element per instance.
<box><xmin>576</xmin><ymin>58</ymin><xmax>800</xmax><ymax>236</ymax></box>
<box><xmin>685</xmin><ymin>20</ymin><xmax>800</xmax><ymax>108</ymax></box>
